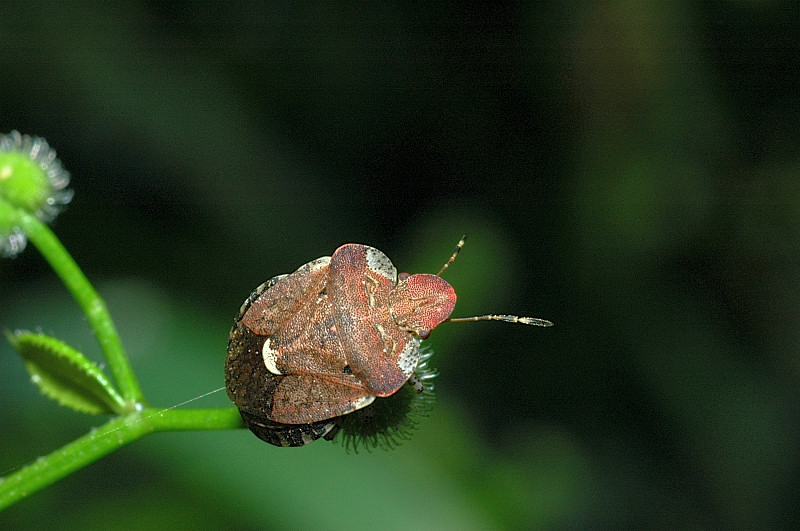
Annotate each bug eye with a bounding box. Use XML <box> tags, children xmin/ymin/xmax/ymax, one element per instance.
<box><xmin>417</xmin><ymin>329</ymin><xmax>430</xmax><ymax>339</ymax></box>
<box><xmin>398</xmin><ymin>272</ymin><xmax>410</xmax><ymax>281</ymax></box>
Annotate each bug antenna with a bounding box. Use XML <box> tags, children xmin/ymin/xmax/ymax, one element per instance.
<box><xmin>446</xmin><ymin>314</ymin><xmax>553</xmax><ymax>327</ymax></box>
<box><xmin>436</xmin><ymin>235</ymin><xmax>467</xmax><ymax>276</ymax></box>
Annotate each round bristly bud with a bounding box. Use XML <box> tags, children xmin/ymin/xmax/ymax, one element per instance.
<box><xmin>333</xmin><ymin>345</ymin><xmax>438</xmax><ymax>453</ymax></box>
<box><xmin>0</xmin><ymin>131</ymin><xmax>73</xmax><ymax>257</ymax></box>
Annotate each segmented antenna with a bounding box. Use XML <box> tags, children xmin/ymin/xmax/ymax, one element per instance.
<box><xmin>437</xmin><ymin>235</ymin><xmax>553</xmax><ymax>328</ymax></box>
<box><xmin>447</xmin><ymin>314</ymin><xmax>553</xmax><ymax>327</ymax></box>
<box><xmin>436</xmin><ymin>235</ymin><xmax>466</xmax><ymax>276</ymax></box>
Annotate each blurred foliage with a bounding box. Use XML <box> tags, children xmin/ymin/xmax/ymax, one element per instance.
<box><xmin>2</xmin><ymin>1</ymin><xmax>800</xmax><ymax>528</ymax></box>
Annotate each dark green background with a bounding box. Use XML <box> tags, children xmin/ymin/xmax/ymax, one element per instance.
<box><xmin>2</xmin><ymin>2</ymin><xmax>799</xmax><ymax>529</ymax></box>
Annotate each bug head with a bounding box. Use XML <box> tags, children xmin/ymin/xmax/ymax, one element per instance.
<box><xmin>389</xmin><ymin>273</ymin><xmax>456</xmax><ymax>339</ymax></box>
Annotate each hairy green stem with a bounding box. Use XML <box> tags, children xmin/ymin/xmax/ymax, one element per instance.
<box><xmin>15</xmin><ymin>210</ymin><xmax>145</xmax><ymax>405</ymax></box>
<box><xmin>0</xmin><ymin>408</ymin><xmax>243</xmax><ymax>510</ymax></box>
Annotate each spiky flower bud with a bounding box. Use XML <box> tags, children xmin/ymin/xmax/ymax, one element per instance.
<box><xmin>0</xmin><ymin>131</ymin><xmax>72</xmax><ymax>257</ymax></box>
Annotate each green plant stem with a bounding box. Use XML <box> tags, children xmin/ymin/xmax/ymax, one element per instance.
<box><xmin>0</xmin><ymin>408</ymin><xmax>243</xmax><ymax>510</ymax></box>
<box><xmin>15</xmin><ymin>210</ymin><xmax>145</xmax><ymax>406</ymax></box>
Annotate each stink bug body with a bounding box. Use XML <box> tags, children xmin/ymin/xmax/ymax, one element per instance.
<box><xmin>225</xmin><ymin>237</ymin><xmax>551</xmax><ymax>447</ymax></box>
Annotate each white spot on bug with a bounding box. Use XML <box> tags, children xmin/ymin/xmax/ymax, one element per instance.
<box><xmin>352</xmin><ymin>394</ymin><xmax>376</xmax><ymax>412</ymax></box>
<box><xmin>373</xmin><ymin>322</ymin><xmax>394</xmax><ymax>353</ymax></box>
<box><xmin>303</xmin><ymin>256</ymin><xmax>331</xmax><ymax>273</ymax></box>
<box><xmin>407</xmin><ymin>372</ymin><xmax>425</xmax><ymax>393</ymax></box>
<box><xmin>365</xmin><ymin>247</ymin><xmax>397</xmax><ymax>282</ymax></box>
<box><xmin>262</xmin><ymin>337</ymin><xmax>282</xmax><ymax>375</ymax></box>
<box><xmin>301</xmin><ymin>423</ymin><xmax>336</xmax><ymax>445</ymax></box>
<box><xmin>396</xmin><ymin>337</ymin><xmax>420</xmax><ymax>376</ymax></box>
<box><xmin>365</xmin><ymin>275</ymin><xmax>379</xmax><ymax>309</ymax></box>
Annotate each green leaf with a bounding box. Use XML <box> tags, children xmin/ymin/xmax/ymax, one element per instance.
<box><xmin>5</xmin><ymin>330</ymin><xmax>126</xmax><ymax>415</ymax></box>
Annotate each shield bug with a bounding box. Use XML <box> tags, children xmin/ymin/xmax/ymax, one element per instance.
<box><xmin>225</xmin><ymin>236</ymin><xmax>552</xmax><ymax>447</ymax></box>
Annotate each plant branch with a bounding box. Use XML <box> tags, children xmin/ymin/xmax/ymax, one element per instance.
<box><xmin>15</xmin><ymin>210</ymin><xmax>145</xmax><ymax>405</ymax></box>
<box><xmin>0</xmin><ymin>408</ymin><xmax>244</xmax><ymax>510</ymax></box>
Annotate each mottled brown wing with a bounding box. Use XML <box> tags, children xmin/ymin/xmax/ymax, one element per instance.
<box><xmin>270</xmin><ymin>374</ymin><xmax>375</xmax><ymax>424</ymax></box>
<box><xmin>239</xmin><ymin>256</ymin><xmax>331</xmax><ymax>336</ymax></box>
<box><xmin>236</xmin><ymin>254</ymin><xmax>377</xmax><ymax>424</ymax></box>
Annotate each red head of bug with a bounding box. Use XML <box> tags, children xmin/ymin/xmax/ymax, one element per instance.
<box><xmin>389</xmin><ymin>273</ymin><xmax>456</xmax><ymax>339</ymax></box>
<box><xmin>224</xmin><ymin>235</ymin><xmax>552</xmax><ymax>448</ymax></box>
